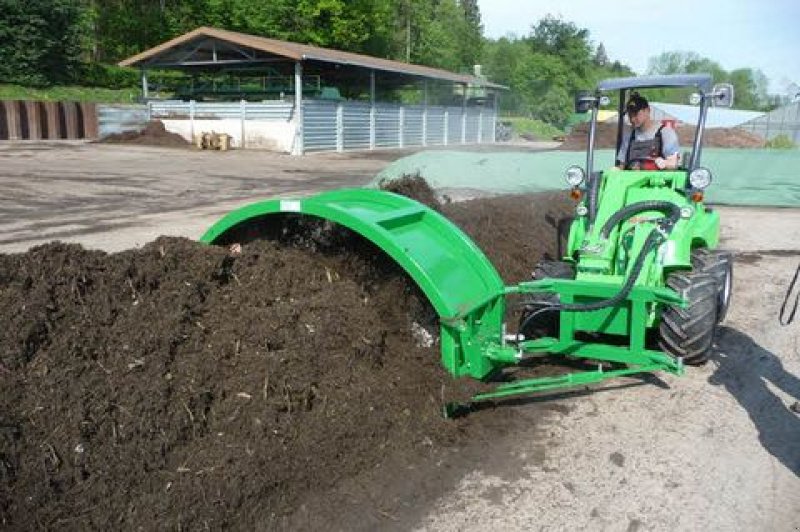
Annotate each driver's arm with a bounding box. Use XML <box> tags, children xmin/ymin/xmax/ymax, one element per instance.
<box><xmin>655</xmin><ymin>127</ymin><xmax>680</xmax><ymax>169</ymax></box>
<box><xmin>655</xmin><ymin>153</ymin><xmax>679</xmax><ymax>169</ymax></box>
<box><xmin>615</xmin><ymin>129</ymin><xmax>630</xmax><ymax>169</ymax></box>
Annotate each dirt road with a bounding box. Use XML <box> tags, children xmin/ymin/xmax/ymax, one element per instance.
<box><xmin>1</xmin><ymin>142</ymin><xmax>798</xmax><ymax>530</ymax></box>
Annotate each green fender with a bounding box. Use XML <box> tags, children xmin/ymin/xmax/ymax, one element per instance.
<box><xmin>200</xmin><ymin>188</ymin><xmax>507</xmax><ymax>380</ymax></box>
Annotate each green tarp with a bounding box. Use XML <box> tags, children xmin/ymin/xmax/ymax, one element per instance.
<box><xmin>373</xmin><ymin>149</ymin><xmax>800</xmax><ymax>207</ymax></box>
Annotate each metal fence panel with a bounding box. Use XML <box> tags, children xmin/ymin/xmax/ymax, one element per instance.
<box><xmin>342</xmin><ymin>102</ymin><xmax>371</xmax><ymax>150</ymax></box>
<box><xmin>403</xmin><ymin>106</ymin><xmax>425</xmax><ymax>147</ymax></box>
<box><xmin>482</xmin><ymin>111</ymin><xmax>496</xmax><ymax>143</ymax></box>
<box><xmin>375</xmin><ymin>104</ymin><xmax>401</xmax><ymax>148</ymax></box>
<box><xmin>303</xmin><ymin>100</ymin><xmax>338</xmax><ymax>152</ymax></box>
<box><xmin>246</xmin><ymin>102</ymin><xmax>294</xmax><ymax>121</ymax></box>
<box><xmin>465</xmin><ymin>109</ymin><xmax>481</xmax><ymax>143</ymax></box>
<box><xmin>447</xmin><ymin>107</ymin><xmax>463</xmax><ymax>144</ymax></box>
<box><xmin>149</xmin><ymin>100</ymin><xmax>190</xmax><ymax>119</ymax></box>
<box><xmin>98</xmin><ymin>104</ymin><xmax>149</xmax><ymax>138</ymax></box>
<box><xmin>426</xmin><ymin>107</ymin><xmax>445</xmax><ymax>146</ymax></box>
<box><xmin>144</xmin><ymin>99</ymin><xmax>497</xmax><ymax>152</ymax></box>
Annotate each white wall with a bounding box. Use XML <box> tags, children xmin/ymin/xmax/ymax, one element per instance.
<box><xmin>161</xmin><ymin>118</ymin><xmax>296</xmax><ymax>151</ymax></box>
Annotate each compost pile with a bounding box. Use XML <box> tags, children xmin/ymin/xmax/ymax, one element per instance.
<box><xmin>100</xmin><ymin>120</ymin><xmax>190</xmax><ymax>148</ymax></box>
<box><xmin>0</xmin><ymin>182</ymin><xmax>572</xmax><ymax>530</ymax></box>
<box><xmin>559</xmin><ymin>121</ymin><xmax>765</xmax><ymax>150</ymax></box>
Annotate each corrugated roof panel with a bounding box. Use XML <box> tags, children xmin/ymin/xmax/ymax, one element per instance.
<box><xmin>650</xmin><ymin>102</ymin><xmax>764</xmax><ymax>128</ymax></box>
<box><xmin>120</xmin><ymin>27</ymin><xmax>507</xmax><ymax>89</ymax></box>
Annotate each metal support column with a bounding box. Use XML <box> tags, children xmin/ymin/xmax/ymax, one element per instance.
<box><xmin>189</xmin><ymin>100</ymin><xmax>195</xmax><ymax>142</ymax></box>
<box><xmin>461</xmin><ymin>83</ymin><xmax>467</xmax><ymax>144</ymax></box>
<box><xmin>240</xmin><ymin>99</ymin><xmax>246</xmax><ymax>149</ymax></box>
<box><xmin>493</xmin><ymin>91</ymin><xmax>499</xmax><ymax>142</ymax></box>
<box><xmin>422</xmin><ymin>79</ymin><xmax>428</xmax><ymax>146</ymax></box>
<box><xmin>141</xmin><ymin>70</ymin><xmax>149</xmax><ymax>100</ymax></box>
<box><xmin>336</xmin><ymin>102</ymin><xmax>344</xmax><ymax>152</ymax></box>
<box><xmin>443</xmin><ymin>109</ymin><xmax>449</xmax><ymax>145</ymax></box>
<box><xmin>292</xmin><ymin>61</ymin><xmax>304</xmax><ymax>156</ymax></box>
<box><xmin>369</xmin><ymin>70</ymin><xmax>376</xmax><ymax>150</ymax></box>
<box><xmin>398</xmin><ymin>106</ymin><xmax>405</xmax><ymax>148</ymax></box>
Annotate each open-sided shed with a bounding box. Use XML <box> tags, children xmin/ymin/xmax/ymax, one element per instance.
<box><xmin>120</xmin><ymin>27</ymin><xmax>505</xmax><ymax>154</ymax></box>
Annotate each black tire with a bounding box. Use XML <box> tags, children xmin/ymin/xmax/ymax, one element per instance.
<box><xmin>533</xmin><ymin>260</ymin><xmax>575</xmax><ymax>281</ymax></box>
<box><xmin>658</xmin><ymin>271</ymin><xmax>718</xmax><ymax>365</ymax></box>
<box><xmin>519</xmin><ymin>261</ymin><xmax>575</xmax><ymax>339</ymax></box>
<box><xmin>691</xmin><ymin>248</ymin><xmax>733</xmax><ymax>323</ymax></box>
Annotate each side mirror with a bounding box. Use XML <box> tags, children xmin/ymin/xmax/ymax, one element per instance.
<box><xmin>710</xmin><ymin>83</ymin><xmax>734</xmax><ymax>107</ymax></box>
<box><xmin>574</xmin><ymin>90</ymin><xmax>594</xmax><ymax>113</ymax></box>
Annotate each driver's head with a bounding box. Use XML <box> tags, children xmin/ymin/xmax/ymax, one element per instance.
<box><xmin>626</xmin><ymin>92</ymin><xmax>651</xmax><ymax>128</ymax></box>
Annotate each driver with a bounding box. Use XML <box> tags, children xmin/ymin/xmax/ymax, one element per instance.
<box><xmin>616</xmin><ymin>92</ymin><xmax>680</xmax><ymax>170</ymax></box>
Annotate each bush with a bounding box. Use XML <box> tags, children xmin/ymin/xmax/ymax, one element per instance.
<box><xmin>765</xmin><ymin>134</ymin><xmax>796</xmax><ymax>149</ymax></box>
<box><xmin>504</xmin><ymin>117</ymin><xmax>564</xmax><ymax>141</ymax></box>
<box><xmin>81</xmin><ymin>63</ymin><xmax>140</xmax><ymax>89</ymax></box>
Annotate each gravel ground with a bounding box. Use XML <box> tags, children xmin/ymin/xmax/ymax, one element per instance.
<box><xmin>1</xmin><ymin>141</ymin><xmax>798</xmax><ymax>530</ymax></box>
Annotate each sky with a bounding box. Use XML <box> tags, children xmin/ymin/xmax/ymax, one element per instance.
<box><xmin>476</xmin><ymin>0</ymin><xmax>800</xmax><ymax>95</ymax></box>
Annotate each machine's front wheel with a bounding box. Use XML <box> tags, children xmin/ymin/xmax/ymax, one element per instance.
<box><xmin>691</xmin><ymin>248</ymin><xmax>733</xmax><ymax>323</ymax></box>
<box><xmin>658</xmin><ymin>271</ymin><xmax>718</xmax><ymax>365</ymax></box>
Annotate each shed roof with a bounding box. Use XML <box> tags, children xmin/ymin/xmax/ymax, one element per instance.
<box><xmin>119</xmin><ymin>26</ymin><xmax>506</xmax><ymax>89</ymax></box>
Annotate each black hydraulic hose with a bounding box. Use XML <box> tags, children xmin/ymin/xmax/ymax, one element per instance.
<box><xmin>518</xmin><ymin>201</ymin><xmax>683</xmax><ymax>336</ymax></box>
<box><xmin>518</xmin><ymin>227</ymin><xmax>665</xmax><ymax>334</ymax></box>
<box><xmin>599</xmin><ymin>201</ymin><xmax>681</xmax><ymax>240</ymax></box>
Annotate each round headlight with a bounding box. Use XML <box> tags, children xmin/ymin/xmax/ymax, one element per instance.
<box><xmin>576</xmin><ymin>204</ymin><xmax>588</xmax><ymax>217</ymax></box>
<box><xmin>689</xmin><ymin>167</ymin><xmax>712</xmax><ymax>189</ymax></box>
<box><xmin>565</xmin><ymin>165</ymin><xmax>586</xmax><ymax>187</ymax></box>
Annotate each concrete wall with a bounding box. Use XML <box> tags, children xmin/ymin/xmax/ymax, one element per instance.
<box><xmin>161</xmin><ymin>118</ymin><xmax>297</xmax><ymax>151</ymax></box>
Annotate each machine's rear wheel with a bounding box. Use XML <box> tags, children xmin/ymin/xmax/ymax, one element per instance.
<box><xmin>691</xmin><ymin>248</ymin><xmax>733</xmax><ymax>323</ymax></box>
<box><xmin>519</xmin><ymin>261</ymin><xmax>575</xmax><ymax>339</ymax></box>
<box><xmin>658</xmin><ymin>271</ymin><xmax>718</xmax><ymax>365</ymax></box>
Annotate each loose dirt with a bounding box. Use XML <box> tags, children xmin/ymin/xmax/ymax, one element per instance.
<box><xmin>560</xmin><ymin>121</ymin><xmax>765</xmax><ymax>151</ymax></box>
<box><xmin>0</xmin><ymin>183</ymin><xmax>573</xmax><ymax>530</ymax></box>
<box><xmin>99</xmin><ymin>120</ymin><xmax>190</xmax><ymax>148</ymax></box>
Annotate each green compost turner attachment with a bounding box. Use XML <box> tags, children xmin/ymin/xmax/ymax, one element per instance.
<box><xmin>201</xmin><ymin>188</ymin><xmax>685</xmax><ymax>407</ymax></box>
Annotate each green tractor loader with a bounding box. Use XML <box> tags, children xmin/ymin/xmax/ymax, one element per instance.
<box><xmin>200</xmin><ymin>74</ymin><xmax>734</xmax><ymax>411</ymax></box>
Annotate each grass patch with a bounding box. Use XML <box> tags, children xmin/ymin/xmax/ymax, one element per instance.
<box><xmin>0</xmin><ymin>84</ymin><xmax>143</xmax><ymax>103</ymax></box>
<box><xmin>502</xmin><ymin>116</ymin><xmax>564</xmax><ymax>140</ymax></box>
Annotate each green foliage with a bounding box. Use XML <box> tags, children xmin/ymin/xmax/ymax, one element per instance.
<box><xmin>2</xmin><ymin>0</ymin><xmax>781</xmax><ymax>126</ymax></box>
<box><xmin>503</xmin><ymin>117</ymin><xmax>564</xmax><ymax>140</ymax></box>
<box><xmin>0</xmin><ymin>0</ymin><xmax>88</xmax><ymax>86</ymax></box>
<box><xmin>0</xmin><ymin>83</ymin><xmax>141</xmax><ymax>103</ymax></box>
<box><xmin>765</xmin><ymin>134</ymin><xmax>796</xmax><ymax>149</ymax></box>
<box><xmin>646</xmin><ymin>51</ymin><xmax>770</xmax><ymax>110</ymax></box>
<box><xmin>482</xmin><ymin>15</ymin><xmax>634</xmax><ymax>128</ymax></box>
<box><xmin>80</xmin><ymin>63</ymin><xmax>140</xmax><ymax>89</ymax></box>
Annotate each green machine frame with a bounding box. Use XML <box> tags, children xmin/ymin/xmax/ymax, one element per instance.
<box><xmin>200</xmin><ymin>184</ymin><xmax>703</xmax><ymax>406</ymax></box>
<box><xmin>200</xmin><ymin>75</ymin><xmax>729</xmax><ymax>408</ymax></box>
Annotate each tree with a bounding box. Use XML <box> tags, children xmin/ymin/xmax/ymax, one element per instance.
<box><xmin>527</xmin><ymin>15</ymin><xmax>592</xmax><ymax>79</ymax></box>
<box><xmin>0</xmin><ymin>0</ymin><xmax>89</xmax><ymax>86</ymax></box>
<box><xmin>594</xmin><ymin>43</ymin><xmax>608</xmax><ymax>67</ymax></box>
<box><xmin>647</xmin><ymin>50</ymin><xmax>772</xmax><ymax>110</ymax></box>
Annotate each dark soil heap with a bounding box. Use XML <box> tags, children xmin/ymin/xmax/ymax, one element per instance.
<box><xmin>100</xmin><ymin>120</ymin><xmax>190</xmax><ymax>148</ymax></box>
<box><xmin>559</xmin><ymin>121</ymin><xmax>765</xmax><ymax>150</ymax></box>
<box><xmin>0</xmin><ymin>185</ymin><xmax>573</xmax><ymax>530</ymax></box>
